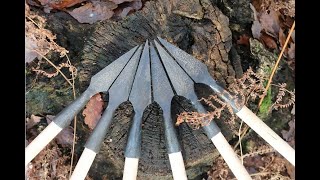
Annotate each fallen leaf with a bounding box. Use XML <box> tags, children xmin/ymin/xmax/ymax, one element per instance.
<box><xmin>237</xmin><ymin>34</ymin><xmax>250</xmax><ymax>46</ymax></box>
<box><xmin>110</xmin><ymin>0</ymin><xmax>134</xmax><ymax>4</ymax></box>
<box><xmin>38</xmin><ymin>0</ymin><xmax>85</xmax><ymax>9</ymax></box>
<box><xmin>259</xmin><ymin>10</ymin><xmax>280</xmax><ymax>38</ymax></box>
<box><xmin>27</xmin><ymin>0</ymin><xmax>41</xmax><ymax>7</ymax></box>
<box><xmin>243</xmin><ymin>155</ymin><xmax>264</xmax><ymax>170</ymax></box>
<box><xmin>25</xmin><ymin>35</ymin><xmax>39</xmax><ymax>63</ymax></box>
<box><xmin>68</xmin><ymin>1</ymin><xmax>117</xmax><ymax>24</ymax></box>
<box><xmin>282</xmin><ymin>16</ymin><xmax>294</xmax><ymax>28</ymax></box>
<box><xmin>56</xmin><ymin>126</ymin><xmax>74</xmax><ymax>147</ymax></box>
<box><xmin>46</xmin><ymin>115</ymin><xmax>74</xmax><ymax>147</ymax></box>
<box><xmin>285</xmin><ymin>160</ymin><xmax>295</xmax><ymax>179</ymax></box>
<box><xmin>26</xmin><ymin>114</ymin><xmax>43</xmax><ymax>130</ymax></box>
<box><xmin>117</xmin><ymin>7</ymin><xmax>133</xmax><ymax>18</ymax></box>
<box><xmin>27</xmin><ymin>140</ymin><xmax>71</xmax><ymax>179</ymax></box>
<box><xmin>288</xmin><ymin>42</ymin><xmax>295</xmax><ymax>59</ymax></box>
<box><xmin>279</xmin><ymin>28</ymin><xmax>286</xmax><ymax>49</ymax></box>
<box><xmin>25</xmin><ymin>6</ymin><xmax>68</xmax><ymax>62</ymax></box>
<box><xmin>281</xmin><ymin>119</ymin><xmax>294</xmax><ymax>141</ymax></box>
<box><xmin>281</xmin><ymin>119</ymin><xmax>295</xmax><ymax>148</ymax></box>
<box><xmin>128</xmin><ymin>0</ymin><xmax>142</xmax><ymax>10</ymax></box>
<box><xmin>83</xmin><ymin>93</ymin><xmax>104</xmax><ymax>130</ymax></box>
<box><xmin>250</xmin><ymin>3</ymin><xmax>262</xmax><ymax>39</ymax></box>
<box><xmin>291</xmin><ymin>30</ymin><xmax>295</xmax><ymax>43</ymax></box>
<box><xmin>291</xmin><ymin>104</ymin><xmax>295</xmax><ymax>115</ymax></box>
<box><xmin>113</xmin><ymin>0</ymin><xmax>142</xmax><ymax>18</ymax></box>
<box><xmin>250</xmin><ymin>3</ymin><xmax>282</xmax><ymax>40</ymax></box>
<box><xmin>260</xmin><ymin>33</ymin><xmax>277</xmax><ymax>49</ymax></box>
<box><xmin>252</xmin><ymin>21</ymin><xmax>262</xmax><ymax>39</ymax></box>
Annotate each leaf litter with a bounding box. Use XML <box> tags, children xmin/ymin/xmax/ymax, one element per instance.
<box><xmin>26</xmin><ymin>114</ymin><xmax>78</xmax><ymax>179</ymax></box>
<box><xmin>27</xmin><ymin>0</ymin><xmax>144</xmax><ymax>24</ymax></box>
<box><xmin>248</xmin><ymin>1</ymin><xmax>295</xmax><ymax>69</ymax></box>
<box><xmin>25</xmin><ymin>3</ymin><xmax>69</xmax><ymax>63</ymax></box>
<box><xmin>68</xmin><ymin>1</ymin><xmax>117</xmax><ymax>24</ymax></box>
<box><xmin>82</xmin><ymin>93</ymin><xmax>105</xmax><ymax>130</ymax></box>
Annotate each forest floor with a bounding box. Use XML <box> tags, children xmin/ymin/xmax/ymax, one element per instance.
<box><xmin>26</xmin><ymin>0</ymin><xmax>295</xmax><ymax>179</ymax></box>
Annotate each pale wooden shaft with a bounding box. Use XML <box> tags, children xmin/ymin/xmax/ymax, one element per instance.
<box><xmin>25</xmin><ymin>122</ymin><xmax>62</xmax><ymax>166</ymax></box>
<box><xmin>168</xmin><ymin>152</ymin><xmax>188</xmax><ymax>180</ymax></box>
<box><xmin>70</xmin><ymin>148</ymin><xmax>97</xmax><ymax>180</ymax></box>
<box><xmin>211</xmin><ymin>132</ymin><xmax>252</xmax><ymax>180</ymax></box>
<box><xmin>236</xmin><ymin>106</ymin><xmax>295</xmax><ymax>166</ymax></box>
<box><xmin>123</xmin><ymin>158</ymin><xmax>139</xmax><ymax>180</ymax></box>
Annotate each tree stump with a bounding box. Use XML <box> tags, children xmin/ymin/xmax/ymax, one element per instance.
<box><xmin>76</xmin><ymin>0</ymin><xmax>240</xmax><ymax>179</ymax></box>
<box><xmin>30</xmin><ymin>0</ymin><xmax>242</xmax><ymax>179</ymax></box>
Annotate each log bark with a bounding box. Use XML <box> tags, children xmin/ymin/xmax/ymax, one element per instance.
<box><xmin>30</xmin><ymin>0</ymin><xmax>241</xmax><ymax>179</ymax></box>
<box><xmin>78</xmin><ymin>0</ymin><xmax>239</xmax><ymax>179</ymax></box>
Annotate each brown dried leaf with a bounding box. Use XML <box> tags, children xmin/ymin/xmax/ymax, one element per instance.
<box><xmin>113</xmin><ymin>0</ymin><xmax>142</xmax><ymax>18</ymax></box>
<box><xmin>128</xmin><ymin>0</ymin><xmax>142</xmax><ymax>10</ymax></box>
<box><xmin>281</xmin><ymin>119</ymin><xmax>295</xmax><ymax>142</ymax></box>
<box><xmin>291</xmin><ymin>104</ymin><xmax>295</xmax><ymax>115</ymax></box>
<box><xmin>46</xmin><ymin>115</ymin><xmax>74</xmax><ymax>147</ymax></box>
<box><xmin>266</xmin><ymin>0</ymin><xmax>295</xmax><ymax>17</ymax></box>
<box><xmin>250</xmin><ymin>3</ymin><xmax>262</xmax><ymax>39</ymax></box>
<box><xmin>288</xmin><ymin>42</ymin><xmax>295</xmax><ymax>60</ymax></box>
<box><xmin>290</xmin><ymin>30</ymin><xmax>295</xmax><ymax>43</ymax></box>
<box><xmin>243</xmin><ymin>155</ymin><xmax>265</xmax><ymax>168</ymax></box>
<box><xmin>259</xmin><ymin>10</ymin><xmax>280</xmax><ymax>38</ymax></box>
<box><xmin>110</xmin><ymin>0</ymin><xmax>134</xmax><ymax>4</ymax></box>
<box><xmin>25</xmin><ymin>35</ymin><xmax>39</xmax><ymax>63</ymax></box>
<box><xmin>237</xmin><ymin>34</ymin><xmax>250</xmax><ymax>46</ymax></box>
<box><xmin>252</xmin><ymin>21</ymin><xmax>262</xmax><ymax>39</ymax></box>
<box><xmin>26</xmin><ymin>141</ymin><xmax>70</xmax><ymax>179</ymax></box>
<box><xmin>25</xmin><ymin>4</ymin><xmax>69</xmax><ymax>61</ymax></box>
<box><xmin>207</xmin><ymin>157</ymin><xmax>231</xmax><ymax>179</ymax></box>
<box><xmin>68</xmin><ymin>1</ymin><xmax>117</xmax><ymax>24</ymax></box>
<box><xmin>279</xmin><ymin>28</ymin><xmax>286</xmax><ymax>49</ymax></box>
<box><xmin>83</xmin><ymin>93</ymin><xmax>104</xmax><ymax>130</ymax></box>
<box><xmin>260</xmin><ymin>33</ymin><xmax>277</xmax><ymax>49</ymax></box>
<box><xmin>56</xmin><ymin>126</ymin><xmax>74</xmax><ymax>147</ymax></box>
<box><xmin>26</xmin><ymin>114</ymin><xmax>42</xmax><ymax>130</ymax></box>
<box><xmin>285</xmin><ymin>160</ymin><xmax>295</xmax><ymax>179</ymax></box>
<box><xmin>38</xmin><ymin>0</ymin><xmax>85</xmax><ymax>11</ymax></box>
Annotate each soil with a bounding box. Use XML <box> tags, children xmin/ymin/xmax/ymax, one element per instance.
<box><xmin>26</xmin><ymin>0</ymin><xmax>295</xmax><ymax>179</ymax></box>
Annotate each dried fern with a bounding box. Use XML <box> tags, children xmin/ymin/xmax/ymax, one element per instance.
<box><xmin>242</xmin><ymin>145</ymin><xmax>274</xmax><ymax>158</ymax></box>
<box><xmin>26</xmin><ymin>4</ymin><xmax>68</xmax><ymax>59</ymax></box>
<box><xmin>32</xmin><ymin>62</ymin><xmax>77</xmax><ymax>79</ymax></box>
<box><xmin>176</xmin><ymin>95</ymin><xmax>235</xmax><ymax>129</ymax></box>
<box><xmin>271</xmin><ymin>83</ymin><xmax>295</xmax><ymax>110</ymax></box>
<box><xmin>176</xmin><ymin>111</ymin><xmax>214</xmax><ymax>129</ymax></box>
<box><xmin>175</xmin><ymin>68</ymin><xmax>295</xmax><ymax>130</ymax></box>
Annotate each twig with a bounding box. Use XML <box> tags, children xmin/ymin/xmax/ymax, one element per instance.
<box><xmin>238</xmin><ymin>120</ymin><xmax>244</xmax><ymax>164</ymax></box>
<box><xmin>65</xmin><ymin>54</ymin><xmax>78</xmax><ymax>178</ymax></box>
<box><xmin>233</xmin><ymin>124</ymin><xmax>250</xmax><ymax>149</ymax></box>
<box><xmin>26</xmin><ymin>16</ymin><xmax>41</xmax><ymax>28</ymax></box>
<box><xmin>258</xmin><ymin>21</ymin><xmax>295</xmax><ymax>108</ymax></box>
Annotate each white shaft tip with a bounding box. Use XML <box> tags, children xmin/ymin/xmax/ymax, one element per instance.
<box><xmin>211</xmin><ymin>132</ymin><xmax>252</xmax><ymax>180</ymax></box>
<box><xmin>70</xmin><ymin>148</ymin><xmax>97</xmax><ymax>180</ymax></box>
<box><xmin>236</xmin><ymin>106</ymin><xmax>295</xmax><ymax>166</ymax></box>
<box><xmin>168</xmin><ymin>152</ymin><xmax>188</xmax><ymax>180</ymax></box>
<box><xmin>123</xmin><ymin>157</ymin><xmax>139</xmax><ymax>180</ymax></box>
<box><xmin>25</xmin><ymin>122</ymin><xmax>62</xmax><ymax>166</ymax></box>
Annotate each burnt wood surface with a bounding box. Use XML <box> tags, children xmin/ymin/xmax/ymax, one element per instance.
<box><xmin>30</xmin><ymin>0</ymin><xmax>243</xmax><ymax>179</ymax></box>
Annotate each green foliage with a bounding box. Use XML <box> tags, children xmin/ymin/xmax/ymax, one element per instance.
<box><xmin>259</xmin><ymin>87</ymin><xmax>272</xmax><ymax>119</ymax></box>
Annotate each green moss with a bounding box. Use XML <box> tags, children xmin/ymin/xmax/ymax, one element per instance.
<box><xmin>258</xmin><ymin>87</ymin><xmax>272</xmax><ymax>119</ymax></box>
<box><xmin>26</xmin><ymin>82</ymin><xmax>74</xmax><ymax>115</ymax></box>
